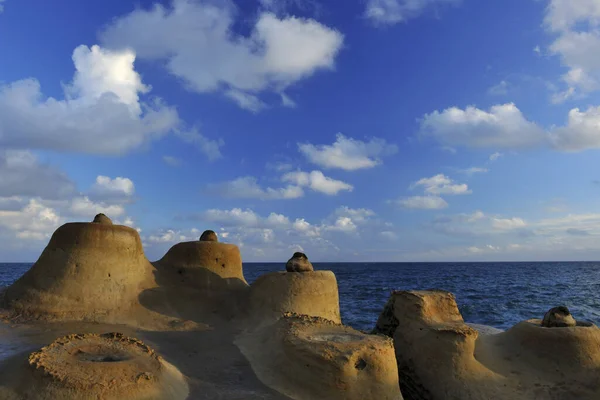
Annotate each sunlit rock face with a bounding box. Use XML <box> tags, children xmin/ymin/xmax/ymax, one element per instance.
<box><xmin>154</xmin><ymin>235</ymin><xmax>247</xmax><ymax>292</ymax></box>
<box><xmin>374</xmin><ymin>290</ymin><xmax>600</xmax><ymax>400</ymax></box>
<box><xmin>3</xmin><ymin>215</ymin><xmax>156</xmax><ymax>322</ymax></box>
<box><xmin>247</xmin><ymin>271</ymin><xmax>341</xmax><ymax>324</ymax></box>
<box><xmin>236</xmin><ymin>313</ymin><xmax>403</xmax><ymax>400</ymax></box>
<box><xmin>7</xmin><ymin>332</ymin><xmax>188</xmax><ymax>400</ymax></box>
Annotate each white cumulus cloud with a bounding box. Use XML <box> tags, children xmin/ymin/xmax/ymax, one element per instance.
<box><xmin>420</xmin><ymin>103</ymin><xmax>546</xmax><ymax>150</ymax></box>
<box><xmin>411</xmin><ymin>174</ymin><xmax>471</xmax><ymax>195</ymax></box>
<box><xmin>100</xmin><ymin>1</ymin><xmax>343</xmax><ymax>110</ymax></box>
<box><xmin>281</xmin><ymin>170</ymin><xmax>353</xmax><ymax>195</ymax></box>
<box><xmin>298</xmin><ymin>133</ymin><xmax>397</xmax><ymax>171</ymax></box>
<box><xmin>0</xmin><ymin>45</ymin><xmax>180</xmax><ymax>155</ymax></box>
<box><xmin>89</xmin><ymin>176</ymin><xmax>135</xmax><ymax>202</ymax></box>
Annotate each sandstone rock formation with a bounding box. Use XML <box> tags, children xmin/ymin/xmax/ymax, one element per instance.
<box><xmin>247</xmin><ymin>271</ymin><xmax>341</xmax><ymax>324</ymax></box>
<box><xmin>3</xmin><ymin>216</ymin><xmax>156</xmax><ymax>323</ymax></box>
<box><xmin>154</xmin><ymin>235</ymin><xmax>247</xmax><ymax>292</ymax></box>
<box><xmin>92</xmin><ymin>213</ymin><xmax>112</xmax><ymax>225</ymax></box>
<box><xmin>199</xmin><ymin>230</ymin><xmax>218</xmax><ymax>242</ymax></box>
<box><xmin>236</xmin><ymin>313</ymin><xmax>402</xmax><ymax>400</ymax></box>
<box><xmin>7</xmin><ymin>332</ymin><xmax>188</xmax><ymax>400</ymax></box>
<box><xmin>542</xmin><ymin>305</ymin><xmax>577</xmax><ymax>327</ymax></box>
<box><xmin>374</xmin><ymin>290</ymin><xmax>600</xmax><ymax>400</ymax></box>
<box><xmin>285</xmin><ymin>252</ymin><xmax>314</xmax><ymax>272</ymax></box>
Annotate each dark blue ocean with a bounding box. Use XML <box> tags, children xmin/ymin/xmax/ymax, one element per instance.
<box><xmin>3</xmin><ymin>262</ymin><xmax>600</xmax><ymax>331</ymax></box>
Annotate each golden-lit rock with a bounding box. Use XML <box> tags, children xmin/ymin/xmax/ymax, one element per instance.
<box><xmin>237</xmin><ymin>313</ymin><xmax>402</xmax><ymax>400</ymax></box>
<box><xmin>374</xmin><ymin>290</ymin><xmax>600</xmax><ymax>400</ymax></box>
<box><xmin>248</xmin><ymin>271</ymin><xmax>341</xmax><ymax>324</ymax></box>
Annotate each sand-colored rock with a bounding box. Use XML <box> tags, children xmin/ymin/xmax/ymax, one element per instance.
<box><xmin>248</xmin><ymin>271</ymin><xmax>341</xmax><ymax>324</ymax></box>
<box><xmin>237</xmin><ymin>313</ymin><xmax>402</xmax><ymax>400</ymax></box>
<box><xmin>154</xmin><ymin>239</ymin><xmax>247</xmax><ymax>292</ymax></box>
<box><xmin>199</xmin><ymin>230</ymin><xmax>218</xmax><ymax>242</ymax></box>
<box><xmin>374</xmin><ymin>290</ymin><xmax>600</xmax><ymax>400</ymax></box>
<box><xmin>3</xmin><ymin>219</ymin><xmax>156</xmax><ymax>322</ymax></box>
<box><xmin>92</xmin><ymin>213</ymin><xmax>112</xmax><ymax>225</ymax></box>
<box><xmin>285</xmin><ymin>252</ymin><xmax>314</xmax><ymax>272</ymax></box>
<box><xmin>542</xmin><ymin>305</ymin><xmax>577</xmax><ymax>327</ymax></box>
<box><xmin>5</xmin><ymin>332</ymin><xmax>187</xmax><ymax>400</ymax></box>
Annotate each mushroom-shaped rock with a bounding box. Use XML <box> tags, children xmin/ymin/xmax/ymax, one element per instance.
<box><xmin>374</xmin><ymin>290</ymin><xmax>600</xmax><ymax>400</ymax></box>
<box><xmin>247</xmin><ymin>271</ymin><xmax>340</xmax><ymax>324</ymax></box>
<box><xmin>3</xmin><ymin>221</ymin><xmax>156</xmax><ymax>322</ymax></box>
<box><xmin>236</xmin><ymin>313</ymin><xmax>402</xmax><ymax>400</ymax></box>
<box><xmin>199</xmin><ymin>229</ymin><xmax>218</xmax><ymax>242</ymax></box>
<box><xmin>12</xmin><ymin>333</ymin><xmax>188</xmax><ymax>400</ymax></box>
<box><xmin>542</xmin><ymin>306</ymin><xmax>577</xmax><ymax>327</ymax></box>
<box><xmin>92</xmin><ymin>213</ymin><xmax>113</xmax><ymax>225</ymax></box>
<box><xmin>285</xmin><ymin>252</ymin><xmax>314</xmax><ymax>272</ymax></box>
<box><xmin>155</xmin><ymin>239</ymin><xmax>247</xmax><ymax>291</ymax></box>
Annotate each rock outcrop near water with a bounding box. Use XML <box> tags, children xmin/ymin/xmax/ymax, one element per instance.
<box><xmin>247</xmin><ymin>270</ymin><xmax>341</xmax><ymax>324</ymax></box>
<box><xmin>374</xmin><ymin>290</ymin><xmax>600</xmax><ymax>400</ymax></box>
<box><xmin>8</xmin><ymin>333</ymin><xmax>188</xmax><ymax>400</ymax></box>
<box><xmin>237</xmin><ymin>313</ymin><xmax>402</xmax><ymax>400</ymax></box>
<box><xmin>285</xmin><ymin>252</ymin><xmax>314</xmax><ymax>272</ymax></box>
<box><xmin>154</xmin><ymin>230</ymin><xmax>247</xmax><ymax>292</ymax></box>
<box><xmin>0</xmin><ymin>217</ymin><xmax>402</xmax><ymax>399</ymax></box>
<box><xmin>3</xmin><ymin>215</ymin><xmax>156</xmax><ymax>323</ymax></box>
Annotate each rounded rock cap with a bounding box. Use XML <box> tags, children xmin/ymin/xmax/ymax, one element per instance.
<box><xmin>92</xmin><ymin>213</ymin><xmax>113</xmax><ymax>225</ymax></box>
<box><xmin>199</xmin><ymin>230</ymin><xmax>218</xmax><ymax>242</ymax></box>
<box><xmin>286</xmin><ymin>252</ymin><xmax>314</xmax><ymax>272</ymax></box>
<box><xmin>542</xmin><ymin>306</ymin><xmax>577</xmax><ymax>328</ymax></box>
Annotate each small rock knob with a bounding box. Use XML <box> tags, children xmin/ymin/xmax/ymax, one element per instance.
<box><xmin>286</xmin><ymin>252</ymin><xmax>314</xmax><ymax>272</ymax></box>
<box><xmin>92</xmin><ymin>213</ymin><xmax>112</xmax><ymax>225</ymax></box>
<box><xmin>542</xmin><ymin>306</ymin><xmax>576</xmax><ymax>328</ymax></box>
<box><xmin>200</xmin><ymin>230</ymin><xmax>218</xmax><ymax>242</ymax></box>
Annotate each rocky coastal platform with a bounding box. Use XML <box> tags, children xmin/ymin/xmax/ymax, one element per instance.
<box><xmin>0</xmin><ymin>214</ymin><xmax>598</xmax><ymax>399</ymax></box>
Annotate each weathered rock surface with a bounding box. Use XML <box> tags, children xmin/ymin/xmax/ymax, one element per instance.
<box><xmin>3</xmin><ymin>217</ymin><xmax>156</xmax><ymax>323</ymax></box>
<box><xmin>236</xmin><ymin>313</ymin><xmax>403</xmax><ymax>400</ymax></box>
<box><xmin>374</xmin><ymin>290</ymin><xmax>600</xmax><ymax>400</ymax></box>
<box><xmin>4</xmin><ymin>332</ymin><xmax>188</xmax><ymax>400</ymax></box>
<box><xmin>542</xmin><ymin>306</ymin><xmax>577</xmax><ymax>327</ymax></box>
<box><xmin>92</xmin><ymin>213</ymin><xmax>112</xmax><ymax>225</ymax></box>
<box><xmin>285</xmin><ymin>252</ymin><xmax>314</xmax><ymax>272</ymax></box>
<box><xmin>248</xmin><ymin>271</ymin><xmax>341</xmax><ymax>324</ymax></box>
<box><xmin>154</xmin><ymin>239</ymin><xmax>247</xmax><ymax>291</ymax></box>
<box><xmin>199</xmin><ymin>230</ymin><xmax>218</xmax><ymax>242</ymax></box>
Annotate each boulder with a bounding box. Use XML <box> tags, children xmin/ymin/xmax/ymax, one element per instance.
<box><xmin>154</xmin><ymin>240</ymin><xmax>247</xmax><ymax>291</ymax></box>
<box><xmin>3</xmin><ymin>220</ymin><xmax>156</xmax><ymax>322</ymax></box>
<box><xmin>92</xmin><ymin>213</ymin><xmax>112</xmax><ymax>225</ymax></box>
<box><xmin>199</xmin><ymin>230</ymin><xmax>218</xmax><ymax>242</ymax></box>
<box><xmin>285</xmin><ymin>252</ymin><xmax>314</xmax><ymax>272</ymax></box>
<box><xmin>374</xmin><ymin>290</ymin><xmax>600</xmax><ymax>400</ymax></box>
<box><xmin>236</xmin><ymin>313</ymin><xmax>402</xmax><ymax>400</ymax></box>
<box><xmin>248</xmin><ymin>271</ymin><xmax>340</xmax><ymax>324</ymax></box>
<box><xmin>13</xmin><ymin>332</ymin><xmax>188</xmax><ymax>400</ymax></box>
<box><xmin>542</xmin><ymin>306</ymin><xmax>577</xmax><ymax>327</ymax></box>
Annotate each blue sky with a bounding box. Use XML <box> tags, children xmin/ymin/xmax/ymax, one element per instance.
<box><xmin>2</xmin><ymin>0</ymin><xmax>600</xmax><ymax>262</ymax></box>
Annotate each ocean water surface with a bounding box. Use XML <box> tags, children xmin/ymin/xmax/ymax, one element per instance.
<box><xmin>2</xmin><ymin>262</ymin><xmax>600</xmax><ymax>331</ymax></box>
